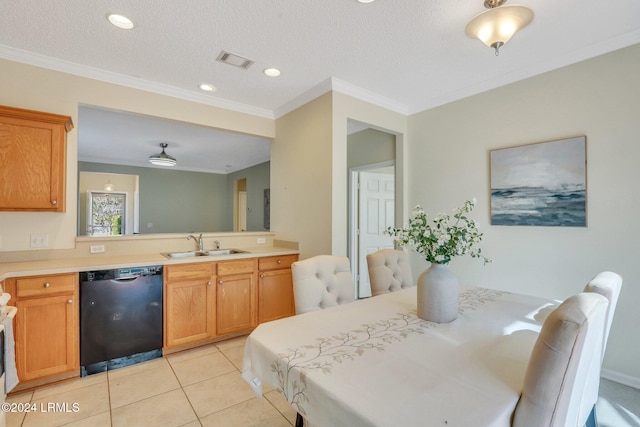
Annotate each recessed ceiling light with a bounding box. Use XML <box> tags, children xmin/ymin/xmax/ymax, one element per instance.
<box><xmin>199</xmin><ymin>83</ymin><xmax>216</xmax><ymax>92</ymax></box>
<box><xmin>263</xmin><ymin>68</ymin><xmax>281</xmax><ymax>77</ymax></box>
<box><xmin>358</xmin><ymin>0</ymin><xmax>376</xmax><ymax>3</ymax></box>
<box><xmin>106</xmin><ymin>13</ymin><xmax>134</xmax><ymax>30</ymax></box>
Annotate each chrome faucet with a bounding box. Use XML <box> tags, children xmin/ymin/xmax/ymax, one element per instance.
<box><xmin>187</xmin><ymin>233</ymin><xmax>204</xmax><ymax>252</ymax></box>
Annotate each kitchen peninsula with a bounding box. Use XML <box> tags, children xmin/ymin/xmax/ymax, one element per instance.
<box><xmin>0</xmin><ymin>232</ymin><xmax>298</xmax><ymax>392</ymax></box>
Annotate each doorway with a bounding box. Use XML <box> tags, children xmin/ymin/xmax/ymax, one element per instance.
<box><xmin>234</xmin><ymin>178</ymin><xmax>247</xmax><ymax>231</ymax></box>
<box><xmin>349</xmin><ymin>163</ymin><xmax>395</xmax><ymax>298</ymax></box>
<box><xmin>347</xmin><ymin>123</ymin><xmax>398</xmax><ymax>299</ymax></box>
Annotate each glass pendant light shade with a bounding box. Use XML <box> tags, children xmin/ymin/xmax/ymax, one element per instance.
<box><xmin>465</xmin><ymin>5</ymin><xmax>533</xmax><ymax>54</ymax></box>
<box><xmin>149</xmin><ymin>143</ymin><xmax>177</xmax><ymax>167</ymax></box>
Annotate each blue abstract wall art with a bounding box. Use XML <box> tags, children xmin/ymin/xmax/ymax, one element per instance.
<box><xmin>490</xmin><ymin>136</ymin><xmax>587</xmax><ymax>227</ymax></box>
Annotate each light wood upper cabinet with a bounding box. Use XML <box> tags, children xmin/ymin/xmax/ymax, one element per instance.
<box><xmin>5</xmin><ymin>273</ymin><xmax>79</xmax><ymax>382</ymax></box>
<box><xmin>258</xmin><ymin>255</ymin><xmax>298</xmax><ymax>323</ymax></box>
<box><xmin>0</xmin><ymin>105</ymin><xmax>73</xmax><ymax>212</ymax></box>
<box><xmin>164</xmin><ymin>262</ymin><xmax>216</xmax><ymax>349</ymax></box>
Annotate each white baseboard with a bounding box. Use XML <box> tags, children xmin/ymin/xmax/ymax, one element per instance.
<box><xmin>601</xmin><ymin>368</ymin><xmax>640</xmax><ymax>390</ymax></box>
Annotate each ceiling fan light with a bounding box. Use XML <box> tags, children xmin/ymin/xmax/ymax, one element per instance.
<box><xmin>465</xmin><ymin>5</ymin><xmax>533</xmax><ymax>52</ymax></box>
<box><xmin>149</xmin><ymin>143</ymin><xmax>177</xmax><ymax>167</ymax></box>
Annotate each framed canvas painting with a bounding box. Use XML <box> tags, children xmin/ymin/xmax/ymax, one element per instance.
<box><xmin>490</xmin><ymin>136</ymin><xmax>587</xmax><ymax>227</ymax></box>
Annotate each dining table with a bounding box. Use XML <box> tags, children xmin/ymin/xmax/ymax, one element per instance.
<box><xmin>242</xmin><ymin>286</ymin><xmax>558</xmax><ymax>427</ymax></box>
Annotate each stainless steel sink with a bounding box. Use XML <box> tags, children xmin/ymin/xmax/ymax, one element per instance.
<box><xmin>162</xmin><ymin>249</ymin><xmax>247</xmax><ymax>259</ymax></box>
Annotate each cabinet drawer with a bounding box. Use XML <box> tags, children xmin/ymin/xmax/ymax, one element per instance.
<box><xmin>165</xmin><ymin>263</ymin><xmax>213</xmax><ymax>282</ymax></box>
<box><xmin>16</xmin><ymin>273</ymin><xmax>77</xmax><ymax>298</ymax></box>
<box><xmin>258</xmin><ymin>255</ymin><xmax>298</xmax><ymax>271</ymax></box>
<box><xmin>217</xmin><ymin>259</ymin><xmax>255</xmax><ymax>276</ymax></box>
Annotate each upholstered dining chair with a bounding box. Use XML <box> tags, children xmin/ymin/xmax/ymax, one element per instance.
<box><xmin>290</xmin><ymin>255</ymin><xmax>356</xmax><ymax>427</ymax></box>
<box><xmin>513</xmin><ymin>292</ymin><xmax>609</xmax><ymax>427</ymax></box>
<box><xmin>366</xmin><ymin>249</ymin><xmax>414</xmax><ymax>296</ymax></box>
<box><xmin>291</xmin><ymin>255</ymin><xmax>356</xmax><ymax>315</ymax></box>
<box><xmin>583</xmin><ymin>271</ymin><xmax>622</xmax><ymax>360</ymax></box>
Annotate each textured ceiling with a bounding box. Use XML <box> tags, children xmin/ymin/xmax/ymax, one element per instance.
<box><xmin>1</xmin><ymin>0</ymin><xmax>639</xmax><ymax>172</ymax></box>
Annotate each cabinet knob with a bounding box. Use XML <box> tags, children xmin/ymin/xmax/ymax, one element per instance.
<box><xmin>51</xmin><ymin>200</ymin><xmax>57</xmax><ymax>205</ymax></box>
<box><xmin>208</xmin><ymin>281</ymin><xmax>212</xmax><ymax>286</ymax></box>
<box><xmin>260</xmin><ymin>274</ymin><xmax>265</xmax><ymax>278</ymax></box>
<box><xmin>44</xmin><ymin>282</ymin><xmax>51</xmax><ymax>288</ymax></box>
<box><xmin>219</xmin><ymin>280</ymin><xmax>223</xmax><ymax>284</ymax></box>
<box><xmin>67</xmin><ymin>299</ymin><xmax>73</xmax><ymax>304</ymax></box>
<box><xmin>277</xmin><ymin>260</ymin><xmax>282</xmax><ymax>264</ymax></box>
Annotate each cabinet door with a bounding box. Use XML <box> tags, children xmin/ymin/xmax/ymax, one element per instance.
<box><xmin>216</xmin><ymin>273</ymin><xmax>256</xmax><ymax>335</ymax></box>
<box><xmin>259</xmin><ymin>269</ymin><xmax>295</xmax><ymax>323</ymax></box>
<box><xmin>15</xmin><ymin>294</ymin><xmax>78</xmax><ymax>381</ymax></box>
<box><xmin>0</xmin><ymin>107</ymin><xmax>72</xmax><ymax>212</ymax></box>
<box><xmin>165</xmin><ymin>278</ymin><xmax>216</xmax><ymax>348</ymax></box>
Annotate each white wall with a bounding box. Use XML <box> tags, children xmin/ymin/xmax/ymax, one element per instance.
<box><xmin>407</xmin><ymin>44</ymin><xmax>640</xmax><ymax>384</ymax></box>
<box><xmin>0</xmin><ymin>58</ymin><xmax>274</xmax><ymax>252</ymax></box>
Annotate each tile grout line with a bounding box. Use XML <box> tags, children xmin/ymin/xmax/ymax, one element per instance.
<box><xmin>165</xmin><ymin>353</ymin><xmax>202</xmax><ymax>426</ymax></box>
<box><xmin>107</xmin><ymin>370</ymin><xmax>114</xmax><ymax>427</ymax></box>
<box><xmin>217</xmin><ymin>342</ymin><xmax>295</xmax><ymax>426</ymax></box>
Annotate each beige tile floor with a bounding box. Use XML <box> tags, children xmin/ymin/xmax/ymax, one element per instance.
<box><xmin>6</xmin><ymin>336</ymin><xmax>297</xmax><ymax>427</ymax></box>
<box><xmin>6</xmin><ymin>335</ymin><xmax>640</xmax><ymax>427</ymax></box>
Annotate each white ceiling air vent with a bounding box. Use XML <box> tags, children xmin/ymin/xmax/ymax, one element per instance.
<box><xmin>216</xmin><ymin>51</ymin><xmax>254</xmax><ymax>69</ymax></box>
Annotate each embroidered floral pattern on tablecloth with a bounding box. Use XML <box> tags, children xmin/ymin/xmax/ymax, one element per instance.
<box><xmin>271</xmin><ymin>287</ymin><xmax>508</xmax><ymax>414</ymax></box>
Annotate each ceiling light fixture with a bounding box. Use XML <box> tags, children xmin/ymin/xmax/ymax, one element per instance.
<box><xmin>106</xmin><ymin>13</ymin><xmax>135</xmax><ymax>30</ymax></box>
<box><xmin>263</xmin><ymin>68</ymin><xmax>281</xmax><ymax>77</ymax></box>
<box><xmin>149</xmin><ymin>143</ymin><xmax>177</xmax><ymax>167</ymax></box>
<box><xmin>199</xmin><ymin>83</ymin><xmax>216</xmax><ymax>92</ymax></box>
<box><xmin>104</xmin><ymin>179</ymin><xmax>115</xmax><ymax>192</ymax></box>
<box><xmin>465</xmin><ymin>0</ymin><xmax>533</xmax><ymax>56</ymax></box>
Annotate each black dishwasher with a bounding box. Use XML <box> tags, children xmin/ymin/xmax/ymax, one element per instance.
<box><xmin>80</xmin><ymin>265</ymin><xmax>163</xmax><ymax>376</ymax></box>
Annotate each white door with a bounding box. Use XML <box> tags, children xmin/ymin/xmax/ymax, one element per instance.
<box><xmin>357</xmin><ymin>172</ymin><xmax>395</xmax><ymax>298</ymax></box>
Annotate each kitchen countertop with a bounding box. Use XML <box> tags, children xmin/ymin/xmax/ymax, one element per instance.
<box><xmin>0</xmin><ymin>246</ymin><xmax>299</xmax><ymax>282</ymax></box>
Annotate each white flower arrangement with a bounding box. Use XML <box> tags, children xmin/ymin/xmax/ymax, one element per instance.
<box><xmin>386</xmin><ymin>199</ymin><xmax>490</xmax><ymax>265</ymax></box>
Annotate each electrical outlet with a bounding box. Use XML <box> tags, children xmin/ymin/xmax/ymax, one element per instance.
<box><xmin>257</xmin><ymin>237</ymin><xmax>266</xmax><ymax>244</ymax></box>
<box><xmin>30</xmin><ymin>234</ymin><xmax>49</xmax><ymax>248</ymax></box>
<box><xmin>90</xmin><ymin>245</ymin><xmax>105</xmax><ymax>254</ymax></box>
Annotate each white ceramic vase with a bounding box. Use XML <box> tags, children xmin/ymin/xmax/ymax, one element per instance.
<box><xmin>416</xmin><ymin>263</ymin><xmax>459</xmax><ymax>323</ymax></box>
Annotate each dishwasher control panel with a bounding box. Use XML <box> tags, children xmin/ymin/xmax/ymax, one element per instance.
<box><xmin>82</xmin><ymin>265</ymin><xmax>163</xmax><ymax>281</ymax></box>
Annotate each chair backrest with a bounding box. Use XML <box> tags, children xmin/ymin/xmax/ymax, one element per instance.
<box><xmin>513</xmin><ymin>292</ymin><xmax>608</xmax><ymax>427</ymax></box>
<box><xmin>291</xmin><ymin>255</ymin><xmax>356</xmax><ymax>314</ymax></box>
<box><xmin>583</xmin><ymin>271</ymin><xmax>622</xmax><ymax>360</ymax></box>
<box><xmin>366</xmin><ymin>249</ymin><xmax>414</xmax><ymax>296</ymax></box>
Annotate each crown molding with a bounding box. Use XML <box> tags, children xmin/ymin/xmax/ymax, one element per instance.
<box><xmin>329</xmin><ymin>77</ymin><xmax>409</xmax><ymax>116</ymax></box>
<box><xmin>273</xmin><ymin>78</ymin><xmax>334</xmax><ymax>118</ymax></box>
<box><xmin>274</xmin><ymin>77</ymin><xmax>409</xmax><ymax>118</ymax></box>
<box><xmin>0</xmin><ymin>44</ymin><xmax>275</xmax><ymax>119</ymax></box>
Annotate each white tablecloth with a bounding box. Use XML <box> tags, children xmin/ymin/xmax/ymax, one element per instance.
<box><xmin>242</xmin><ymin>287</ymin><xmax>556</xmax><ymax>427</ymax></box>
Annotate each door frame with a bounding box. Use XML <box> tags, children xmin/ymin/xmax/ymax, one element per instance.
<box><xmin>348</xmin><ymin>160</ymin><xmax>395</xmax><ymax>299</ymax></box>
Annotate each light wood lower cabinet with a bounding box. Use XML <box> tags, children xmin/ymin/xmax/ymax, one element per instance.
<box><xmin>164</xmin><ymin>262</ymin><xmax>216</xmax><ymax>349</ymax></box>
<box><xmin>5</xmin><ymin>273</ymin><xmax>79</xmax><ymax>382</ymax></box>
<box><xmin>258</xmin><ymin>255</ymin><xmax>298</xmax><ymax>323</ymax></box>
<box><xmin>216</xmin><ymin>259</ymin><xmax>257</xmax><ymax>336</ymax></box>
<box><xmin>164</xmin><ymin>258</ymin><xmax>261</xmax><ymax>350</ymax></box>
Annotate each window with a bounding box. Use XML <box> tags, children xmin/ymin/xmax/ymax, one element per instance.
<box><xmin>87</xmin><ymin>191</ymin><xmax>126</xmax><ymax>236</ymax></box>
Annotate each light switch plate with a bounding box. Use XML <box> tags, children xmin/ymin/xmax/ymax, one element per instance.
<box><xmin>257</xmin><ymin>238</ymin><xmax>266</xmax><ymax>244</ymax></box>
